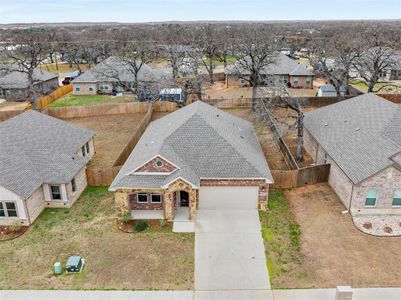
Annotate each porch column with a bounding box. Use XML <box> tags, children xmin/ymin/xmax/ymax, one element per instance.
<box><xmin>164</xmin><ymin>191</ymin><xmax>174</xmax><ymax>221</ymax></box>
<box><xmin>189</xmin><ymin>189</ymin><xmax>197</xmax><ymax>221</ymax></box>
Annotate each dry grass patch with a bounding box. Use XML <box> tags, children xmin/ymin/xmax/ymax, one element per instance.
<box><xmin>0</xmin><ymin>187</ymin><xmax>194</xmax><ymax>290</ymax></box>
<box><xmin>285</xmin><ymin>183</ymin><xmax>401</xmax><ymax>288</ymax></box>
<box><xmin>68</xmin><ymin>114</ymin><xmax>145</xmax><ymax>168</ymax></box>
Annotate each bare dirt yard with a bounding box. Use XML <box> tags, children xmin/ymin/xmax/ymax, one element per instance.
<box><xmin>282</xmin><ymin>183</ymin><xmax>401</xmax><ymax>288</ymax></box>
<box><xmin>223</xmin><ymin>108</ymin><xmax>289</xmax><ymax>170</ymax></box>
<box><xmin>0</xmin><ymin>188</ymin><xmax>194</xmax><ymax>290</ymax></box>
<box><xmin>68</xmin><ymin>113</ymin><xmax>145</xmax><ymax>168</ymax></box>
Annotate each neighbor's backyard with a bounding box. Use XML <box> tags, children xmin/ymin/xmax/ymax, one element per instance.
<box><xmin>0</xmin><ymin>187</ymin><xmax>194</xmax><ymax>290</ymax></box>
<box><xmin>49</xmin><ymin>94</ymin><xmax>137</xmax><ymax>108</ymax></box>
<box><xmin>263</xmin><ymin>184</ymin><xmax>401</xmax><ymax>289</ymax></box>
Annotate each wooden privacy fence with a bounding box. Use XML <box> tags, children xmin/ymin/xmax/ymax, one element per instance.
<box><xmin>112</xmin><ymin>104</ymin><xmax>154</xmax><ymax>167</ymax></box>
<box><xmin>0</xmin><ymin>109</ymin><xmax>26</xmax><ymax>122</ymax></box>
<box><xmin>86</xmin><ymin>166</ymin><xmax>122</xmax><ymax>186</ymax></box>
<box><xmin>37</xmin><ymin>84</ymin><xmax>73</xmax><ymax>110</ymax></box>
<box><xmin>378</xmin><ymin>93</ymin><xmax>401</xmax><ymax>104</ymax></box>
<box><xmin>271</xmin><ymin>164</ymin><xmax>331</xmax><ymax>189</ymax></box>
<box><xmin>47</xmin><ymin>101</ymin><xmax>177</xmax><ymax>119</ymax></box>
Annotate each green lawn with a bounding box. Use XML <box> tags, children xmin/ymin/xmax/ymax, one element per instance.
<box><xmin>350</xmin><ymin>80</ymin><xmax>401</xmax><ymax>93</ymax></box>
<box><xmin>48</xmin><ymin>93</ymin><xmax>137</xmax><ymax>108</ymax></box>
<box><xmin>260</xmin><ymin>190</ymin><xmax>307</xmax><ymax>288</ymax></box>
<box><xmin>0</xmin><ymin>187</ymin><xmax>194</xmax><ymax>290</ymax></box>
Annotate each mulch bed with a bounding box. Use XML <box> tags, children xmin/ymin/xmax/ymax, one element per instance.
<box><xmin>0</xmin><ymin>225</ymin><xmax>29</xmax><ymax>241</ymax></box>
<box><xmin>117</xmin><ymin>219</ymin><xmax>167</xmax><ymax>233</ymax></box>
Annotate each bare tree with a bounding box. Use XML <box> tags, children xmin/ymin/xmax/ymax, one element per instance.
<box><xmin>309</xmin><ymin>33</ymin><xmax>361</xmax><ymax>96</ymax></box>
<box><xmin>353</xmin><ymin>31</ymin><xmax>398</xmax><ymax>93</ymax></box>
<box><xmin>0</xmin><ymin>32</ymin><xmax>50</xmax><ymax>110</ymax></box>
<box><xmin>230</xmin><ymin>25</ymin><xmax>278</xmax><ymax>112</ymax></box>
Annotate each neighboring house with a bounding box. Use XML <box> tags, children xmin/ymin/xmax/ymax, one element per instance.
<box><xmin>317</xmin><ymin>85</ymin><xmax>345</xmax><ymax>97</ymax></box>
<box><xmin>304</xmin><ymin>94</ymin><xmax>401</xmax><ymax>218</ymax></box>
<box><xmin>0</xmin><ymin>110</ymin><xmax>95</xmax><ymax>226</ymax></box>
<box><xmin>72</xmin><ymin>56</ymin><xmax>168</xmax><ymax>96</ymax></box>
<box><xmin>225</xmin><ymin>53</ymin><xmax>314</xmax><ymax>89</ymax></box>
<box><xmin>109</xmin><ymin>101</ymin><xmax>273</xmax><ymax>222</ymax></box>
<box><xmin>0</xmin><ymin>67</ymin><xmax>59</xmax><ymax>101</ymax></box>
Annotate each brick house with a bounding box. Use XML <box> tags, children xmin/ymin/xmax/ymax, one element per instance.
<box><xmin>225</xmin><ymin>53</ymin><xmax>314</xmax><ymax>89</ymax></box>
<box><xmin>71</xmin><ymin>56</ymin><xmax>167</xmax><ymax>96</ymax></box>
<box><xmin>304</xmin><ymin>94</ymin><xmax>401</xmax><ymax>220</ymax></box>
<box><xmin>109</xmin><ymin>101</ymin><xmax>273</xmax><ymax>223</ymax></box>
<box><xmin>0</xmin><ymin>67</ymin><xmax>59</xmax><ymax>101</ymax></box>
<box><xmin>0</xmin><ymin>111</ymin><xmax>95</xmax><ymax>226</ymax></box>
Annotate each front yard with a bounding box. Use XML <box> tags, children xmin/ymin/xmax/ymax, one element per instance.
<box><xmin>68</xmin><ymin>113</ymin><xmax>145</xmax><ymax>168</ymax></box>
<box><xmin>264</xmin><ymin>183</ymin><xmax>401</xmax><ymax>288</ymax></box>
<box><xmin>0</xmin><ymin>187</ymin><xmax>194</xmax><ymax>290</ymax></box>
<box><xmin>49</xmin><ymin>93</ymin><xmax>137</xmax><ymax>108</ymax></box>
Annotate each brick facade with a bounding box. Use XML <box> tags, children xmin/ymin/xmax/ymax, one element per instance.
<box><xmin>128</xmin><ymin>192</ymin><xmax>164</xmax><ymax>210</ymax></box>
<box><xmin>135</xmin><ymin>156</ymin><xmax>176</xmax><ymax>173</ymax></box>
<box><xmin>200</xmin><ymin>179</ymin><xmax>268</xmax><ymax>209</ymax></box>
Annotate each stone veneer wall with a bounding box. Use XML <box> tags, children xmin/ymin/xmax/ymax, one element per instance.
<box><xmin>200</xmin><ymin>179</ymin><xmax>268</xmax><ymax>209</ymax></box>
<box><xmin>25</xmin><ymin>186</ymin><xmax>46</xmax><ymax>225</ymax></box>
<box><xmin>351</xmin><ymin>166</ymin><xmax>401</xmax><ymax>215</ymax></box>
<box><xmin>392</xmin><ymin>152</ymin><xmax>401</xmax><ymax>166</ymax></box>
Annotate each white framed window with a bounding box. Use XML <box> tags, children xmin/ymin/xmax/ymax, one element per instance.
<box><xmin>293</xmin><ymin>77</ymin><xmax>299</xmax><ymax>85</ymax></box>
<box><xmin>88</xmin><ymin>86</ymin><xmax>93</xmax><ymax>92</ymax></box>
<box><xmin>71</xmin><ymin>178</ymin><xmax>77</xmax><ymax>193</ymax></box>
<box><xmin>151</xmin><ymin>194</ymin><xmax>162</xmax><ymax>204</ymax></box>
<box><xmin>0</xmin><ymin>201</ymin><xmax>18</xmax><ymax>218</ymax></box>
<box><xmin>137</xmin><ymin>193</ymin><xmax>148</xmax><ymax>203</ymax></box>
<box><xmin>99</xmin><ymin>82</ymin><xmax>109</xmax><ymax>91</ymax></box>
<box><xmin>75</xmin><ymin>85</ymin><xmax>80</xmax><ymax>92</ymax></box>
<box><xmin>365</xmin><ymin>189</ymin><xmax>378</xmax><ymax>206</ymax></box>
<box><xmin>50</xmin><ymin>185</ymin><xmax>62</xmax><ymax>200</ymax></box>
<box><xmin>392</xmin><ymin>189</ymin><xmax>401</xmax><ymax>206</ymax></box>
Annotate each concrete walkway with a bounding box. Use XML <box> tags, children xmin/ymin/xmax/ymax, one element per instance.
<box><xmin>194</xmin><ymin>210</ymin><xmax>270</xmax><ymax>290</ymax></box>
<box><xmin>2</xmin><ymin>288</ymin><xmax>401</xmax><ymax>300</ymax></box>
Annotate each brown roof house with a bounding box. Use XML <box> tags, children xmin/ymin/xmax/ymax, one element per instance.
<box><xmin>0</xmin><ymin>111</ymin><xmax>95</xmax><ymax>226</ymax></box>
<box><xmin>0</xmin><ymin>66</ymin><xmax>59</xmax><ymax>101</ymax></box>
<box><xmin>304</xmin><ymin>94</ymin><xmax>401</xmax><ymax>236</ymax></box>
<box><xmin>225</xmin><ymin>53</ymin><xmax>314</xmax><ymax>89</ymax></box>
<box><xmin>110</xmin><ymin>101</ymin><xmax>273</xmax><ymax>231</ymax></box>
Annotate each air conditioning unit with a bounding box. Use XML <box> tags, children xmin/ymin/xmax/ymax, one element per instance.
<box><xmin>66</xmin><ymin>256</ymin><xmax>84</xmax><ymax>273</ymax></box>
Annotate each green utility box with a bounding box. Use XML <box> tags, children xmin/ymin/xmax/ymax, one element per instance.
<box><xmin>54</xmin><ymin>262</ymin><xmax>62</xmax><ymax>275</ymax></box>
<box><xmin>66</xmin><ymin>256</ymin><xmax>83</xmax><ymax>273</ymax></box>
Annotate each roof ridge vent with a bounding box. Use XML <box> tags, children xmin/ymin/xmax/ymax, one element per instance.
<box><xmin>355</xmin><ymin>127</ymin><xmax>360</xmax><ymax>131</ymax></box>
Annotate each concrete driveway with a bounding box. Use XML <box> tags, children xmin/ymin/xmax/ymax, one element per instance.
<box><xmin>195</xmin><ymin>210</ymin><xmax>270</xmax><ymax>290</ymax></box>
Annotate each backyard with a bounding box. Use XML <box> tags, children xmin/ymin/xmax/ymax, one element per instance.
<box><xmin>49</xmin><ymin>93</ymin><xmax>137</xmax><ymax>108</ymax></box>
<box><xmin>39</xmin><ymin>63</ymin><xmax>90</xmax><ymax>74</ymax></box>
<box><xmin>0</xmin><ymin>187</ymin><xmax>194</xmax><ymax>290</ymax></box>
<box><xmin>268</xmin><ymin>183</ymin><xmax>401</xmax><ymax>288</ymax></box>
<box><xmin>68</xmin><ymin>113</ymin><xmax>146</xmax><ymax>168</ymax></box>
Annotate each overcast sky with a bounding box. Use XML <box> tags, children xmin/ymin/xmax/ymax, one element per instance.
<box><xmin>0</xmin><ymin>0</ymin><xmax>400</xmax><ymax>24</ymax></box>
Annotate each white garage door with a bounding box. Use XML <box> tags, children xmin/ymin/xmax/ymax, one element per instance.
<box><xmin>199</xmin><ymin>186</ymin><xmax>259</xmax><ymax>210</ymax></box>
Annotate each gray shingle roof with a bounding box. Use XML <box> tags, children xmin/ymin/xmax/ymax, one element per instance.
<box><xmin>0</xmin><ymin>66</ymin><xmax>58</xmax><ymax>89</ymax></box>
<box><xmin>72</xmin><ymin>56</ymin><xmax>168</xmax><ymax>83</ymax></box>
<box><xmin>110</xmin><ymin>101</ymin><xmax>273</xmax><ymax>190</ymax></box>
<box><xmin>304</xmin><ymin>94</ymin><xmax>401</xmax><ymax>184</ymax></box>
<box><xmin>225</xmin><ymin>53</ymin><xmax>314</xmax><ymax>76</ymax></box>
<box><xmin>0</xmin><ymin>110</ymin><xmax>95</xmax><ymax>198</ymax></box>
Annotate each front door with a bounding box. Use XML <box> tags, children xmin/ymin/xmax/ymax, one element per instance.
<box><xmin>180</xmin><ymin>191</ymin><xmax>189</xmax><ymax>207</ymax></box>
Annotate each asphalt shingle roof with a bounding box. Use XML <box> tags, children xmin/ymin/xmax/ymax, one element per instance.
<box><xmin>110</xmin><ymin>101</ymin><xmax>273</xmax><ymax>190</ymax></box>
<box><xmin>0</xmin><ymin>110</ymin><xmax>95</xmax><ymax>198</ymax></box>
<box><xmin>72</xmin><ymin>56</ymin><xmax>168</xmax><ymax>83</ymax></box>
<box><xmin>225</xmin><ymin>53</ymin><xmax>314</xmax><ymax>76</ymax></box>
<box><xmin>0</xmin><ymin>66</ymin><xmax>58</xmax><ymax>89</ymax></box>
<box><xmin>304</xmin><ymin>94</ymin><xmax>401</xmax><ymax>184</ymax></box>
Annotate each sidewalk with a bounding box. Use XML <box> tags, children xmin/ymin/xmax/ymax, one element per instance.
<box><xmin>1</xmin><ymin>288</ymin><xmax>401</xmax><ymax>300</ymax></box>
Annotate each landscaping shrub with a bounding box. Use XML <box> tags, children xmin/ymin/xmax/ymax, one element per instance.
<box><xmin>10</xmin><ymin>221</ymin><xmax>22</xmax><ymax>232</ymax></box>
<box><xmin>120</xmin><ymin>213</ymin><xmax>132</xmax><ymax>223</ymax></box>
<box><xmin>133</xmin><ymin>220</ymin><xmax>148</xmax><ymax>232</ymax></box>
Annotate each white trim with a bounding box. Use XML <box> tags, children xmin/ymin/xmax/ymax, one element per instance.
<box><xmin>161</xmin><ymin>176</ymin><xmax>199</xmax><ymax>189</ymax></box>
<box><xmin>127</xmin><ymin>155</ymin><xmax>180</xmax><ymax>176</ymax></box>
<box><xmin>132</xmin><ymin>170</ymin><xmax>178</xmax><ymax>176</ymax></box>
<box><xmin>150</xmin><ymin>193</ymin><xmax>162</xmax><ymax>204</ymax></box>
<box><xmin>200</xmin><ymin>177</ymin><xmax>273</xmax><ymax>184</ymax></box>
<box><xmin>137</xmin><ymin>193</ymin><xmax>149</xmax><ymax>204</ymax></box>
<box><xmin>364</xmin><ymin>188</ymin><xmax>378</xmax><ymax>207</ymax></box>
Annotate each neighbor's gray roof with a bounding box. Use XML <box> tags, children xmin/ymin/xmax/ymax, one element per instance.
<box><xmin>110</xmin><ymin>101</ymin><xmax>272</xmax><ymax>190</ymax></box>
<box><xmin>0</xmin><ymin>66</ymin><xmax>58</xmax><ymax>89</ymax></box>
<box><xmin>72</xmin><ymin>56</ymin><xmax>168</xmax><ymax>83</ymax></box>
<box><xmin>304</xmin><ymin>94</ymin><xmax>401</xmax><ymax>184</ymax></box>
<box><xmin>0</xmin><ymin>110</ymin><xmax>95</xmax><ymax>198</ymax></box>
<box><xmin>225</xmin><ymin>53</ymin><xmax>314</xmax><ymax>76</ymax></box>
